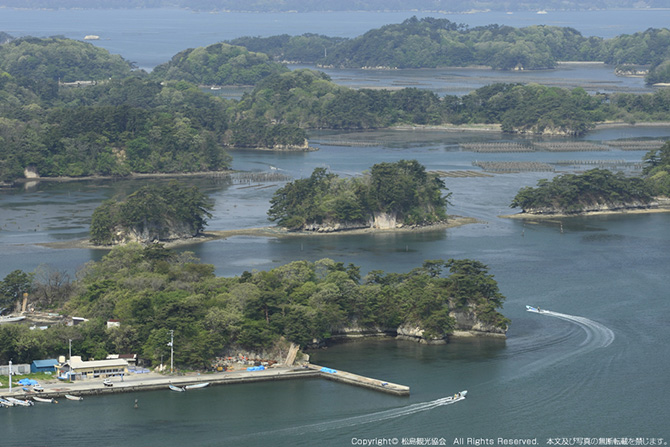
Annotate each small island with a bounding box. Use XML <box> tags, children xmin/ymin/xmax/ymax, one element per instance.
<box><xmin>89</xmin><ymin>181</ymin><xmax>213</xmax><ymax>245</ymax></box>
<box><xmin>507</xmin><ymin>143</ymin><xmax>670</xmax><ymax>217</ymax></box>
<box><xmin>268</xmin><ymin>159</ymin><xmax>450</xmax><ymax>231</ymax></box>
<box><xmin>509</xmin><ymin>168</ymin><xmax>655</xmax><ymax>216</ymax></box>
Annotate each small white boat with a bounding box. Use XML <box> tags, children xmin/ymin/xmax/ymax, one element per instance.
<box><xmin>33</xmin><ymin>396</ymin><xmax>57</xmax><ymax>404</ymax></box>
<box><xmin>184</xmin><ymin>382</ymin><xmax>209</xmax><ymax>390</ymax></box>
<box><xmin>526</xmin><ymin>305</ymin><xmax>543</xmax><ymax>313</ymax></box>
<box><xmin>6</xmin><ymin>397</ymin><xmax>33</xmax><ymax>406</ymax></box>
<box><xmin>0</xmin><ymin>315</ymin><xmax>26</xmax><ymax>324</ymax></box>
<box><xmin>84</xmin><ymin>35</ymin><xmax>100</xmax><ymax>40</ymax></box>
<box><xmin>168</xmin><ymin>384</ymin><xmax>185</xmax><ymax>392</ymax></box>
<box><xmin>0</xmin><ymin>398</ymin><xmax>14</xmax><ymax>407</ymax></box>
<box><xmin>445</xmin><ymin>390</ymin><xmax>468</xmax><ymax>402</ymax></box>
<box><xmin>65</xmin><ymin>394</ymin><xmax>83</xmax><ymax>401</ymax></box>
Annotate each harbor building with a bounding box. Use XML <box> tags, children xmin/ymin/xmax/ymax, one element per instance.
<box><xmin>30</xmin><ymin>359</ymin><xmax>59</xmax><ymax>373</ymax></box>
<box><xmin>56</xmin><ymin>356</ymin><xmax>128</xmax><ymax>381</ymax></box>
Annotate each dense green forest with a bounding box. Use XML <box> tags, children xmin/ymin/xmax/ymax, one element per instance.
<box><xmin>3</xmin><ymin>32</ymin><xmax>670</xmax><ymax>183</ymax></box>
<box><xmin>0</xmin><ymin>37</ymin><xmax>136</xmax><ymax>82</ymax></box>
<box><xmin>268</xmin><ymin>160</ymin><xmax>449</xmax><ymax>230</ymax></box>
<box><xmin>229</xmin><ymin>18</ymin><xmax>670</xmax><ymax>83</ymax></box>
<box><xmin>510</xmin><ymin>168</ymin><xmax>655</xmax><ymax>213</ymax></box>
<box><xmin>150</xmin><ymin>42</ymin><xmax>289</xmax><ymax>86</ymax></box>
<box><xmin>642</xmin><ymin>141</ymin><xmax>670</xmax><ymax>196</ymax></box>
<box><xmin>0</xmin><ymin>245</ymin><xmax>508</xmax><ymax>367</ymax></box>
<box><xmin>239</xmin><ymin>70</ymin><xmax>612</xmax><ymax>133</ymax></box>
<box><xmin>511</xmin><ymin>142</ymin><xmax>670</xmax><ymax>214</ymax></box>
<box><xmin>90</xmin><ymin>182</ymin><xmax>214</xmax><ymax>245</ymax></box>
<box><xmin>0</xmin><ymin>39</ymin><xmax>312</xmax><ymax>183</ymax></box>
<box><xmin>228</xmin><ymin>34</ymin><xmax>345</xmax><ymax>64</ymax></box>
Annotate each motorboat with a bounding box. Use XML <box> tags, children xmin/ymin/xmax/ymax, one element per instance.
<box><xmin>6</xmin><ymin>397</ymin><xmax>33</xmax><ymax>406</ymax></box>
<box><xmin>446</xmin><ymin>390</ymin><xmax>468</xmax><ymax>402</ymax></box>
<box><xmin>526</xmin><ymin>305</ymin><xmax>543</xmax><ymax>313</ymax></box>
<box><xmin>168</xmin><ymin>384</ymin><xmax>185</xmax><ymax>392</ymax></box>
<box><xmin>65</xmin><ymin>394</ymin><xmax>83</xmax><ymax>401</ymax></box>
<box><xmin>0</xmin><ymin>398</ymin><xmax>14</xmax><ymax>407</ymax></box>
<box><xmin>33</xmin><ymin>396</ymin><xmax>57</xmax><ymax>404</ymax></box>
<box><xmin>184</xmin><ymin>382</ymin><xmax>209</xmax><ymax>390</ymax></box>
<box><xmin>0</xmin><ymin>315</ymin><xmax>26</xmax><ymax>324</ymax></box>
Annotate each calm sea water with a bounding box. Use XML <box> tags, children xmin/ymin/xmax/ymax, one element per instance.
<box><xmin>1</xmin><ymin>8</ymin><xmax>669</xmax><ymax>447</ymax></box>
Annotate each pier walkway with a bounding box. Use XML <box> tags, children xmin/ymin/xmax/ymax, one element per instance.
<box><xmin>1</xmin><ymin>363</ymin><xmax>410</xmax><ymax>400</ymax></box>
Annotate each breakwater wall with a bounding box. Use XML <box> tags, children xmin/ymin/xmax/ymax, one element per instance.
<box><xmin>308</xmin><ymin>364</ymin><xmax>410</xmax><ymax>396</ymax></box>
<box><xmin>2</xmin><ymin>364</ymin><xmax>410</xmax><ymax>400</ymax></box>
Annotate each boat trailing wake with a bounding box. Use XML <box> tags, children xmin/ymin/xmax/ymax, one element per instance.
<box><xmin>528</xmin><ymin>307</ymin><xmax>615</xmax><ymax>349</ymax></box>
<box><xmin>232</xmin><ymin>393</ymin><xmax>466</xmax><ymax>440</ymax></box>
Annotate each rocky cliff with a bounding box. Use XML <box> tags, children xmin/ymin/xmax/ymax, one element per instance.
<box><xmin>110</xmin><ymin>219</ymin><xmax>199</xmax><ymax>245</ymax></box>
<box><xmin>331</xmin><ymin>308</ymin><xmax>507</xmax><ymax>345</ymax></box>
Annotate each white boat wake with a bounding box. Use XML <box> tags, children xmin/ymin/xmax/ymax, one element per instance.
<box><xmin>235</xmin><ymin>309</ymin><xmax>615</xmax><ymax>441</ymax></box>
<box><xmin>232</xmin><ymin>393</ymin><xmax>466</xmax><ymax>440</ymax></box>
<box><xmin>526</xmin><ymin>307</ymin><xmax>615</xmax><ymax>349</ymax></box>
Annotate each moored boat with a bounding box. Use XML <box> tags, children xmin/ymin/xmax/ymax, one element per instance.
<box><xmin>168</xmin><ymin>384</ymin><xmax>185</xmax><ymax>392</ymax></box>
<box><xmin>65</xmin><ymin>394</ymin><xmax>83</xmax><ymax>401</ymax></box>
<box><xmin>6</xmin><ymin>397</ymin><xmax>33</xmax><ymax>406</ymax></box>
<box><xmin>184</xmin><ymin>382</ymin><xmax>209</xmax><ymax>390</ymax></box>
<box><xmin>33</xmin><ymin>396</ymin><xmax>57</xmax><ymax>403</ymax></box>
<box><xmin>0</xmin><ymin>398</ymin><xmax>14</xmax><ymax>407</ymax></box>
<box><xmin>0</xmin><ymin>315</ymin><xmax>26</xmax><ymax>324</ymax></box>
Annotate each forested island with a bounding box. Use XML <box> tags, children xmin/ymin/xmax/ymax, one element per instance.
<box><xmin>231</xmin><ymin>17</ymin><xmax>670</xmax><ymax>84</ymax></box>
<box><xmin>3</xmin><ymin>23</ymin><xmax>670</xmax><ymax>184</ymax></box>
<box><xmin>509</xmin><ymin>143</ymin><xmax>670</xmax><ymax>215</ymax></box>
<box><xmin>89</xmin><ymin>182</ymin><xmax>214</xmax><ymax>246</ymax></box>
<box><xmin>268</xmin><ymin>160</ymin><xmax>449</xmax><ymax>231</ymax></box>
<box><xmin>0</xmin><ymin>245</ymin><xmax>509</xmax><ymax>367</ymax></box>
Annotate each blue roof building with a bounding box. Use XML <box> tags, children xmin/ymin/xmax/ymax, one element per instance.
<box><xmin>31</xmin><ymin>359</ymin><xmax>59</xmax><ymax>373</ymax></box>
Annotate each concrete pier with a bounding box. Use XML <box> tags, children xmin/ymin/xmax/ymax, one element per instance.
<box><xmin>309</xmin><ymin>364</ymin><xmax>410</xmax><ymax>396</ymax></box>
<box><xmin>1</xmin><ymin>363</ymin><xmax>410</xmax><ymax>400</ymax></box>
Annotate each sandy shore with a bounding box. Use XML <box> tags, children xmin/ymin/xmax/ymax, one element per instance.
<box><xmin>37</xmin><ymin>216</ymin><xmax>479</xmax><ymax>250</ymax></box>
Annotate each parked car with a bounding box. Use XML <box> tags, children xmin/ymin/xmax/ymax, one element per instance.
<box><xmin>103</xmin><ymin>379</ymin><xmax>113</xmax><ymax>387</ymax></box>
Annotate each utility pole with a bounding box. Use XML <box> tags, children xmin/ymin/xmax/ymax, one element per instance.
<box><xmin>168</xmin><ymin>330</ymin><xmax>174</xmax><ymax>374</ymax></box>
<box><xmin>8</xmin><ymin>360</ymin><xmax>11</xmax><ymax>393</ymax></box>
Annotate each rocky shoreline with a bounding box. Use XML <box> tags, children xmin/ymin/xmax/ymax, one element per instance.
<box><xmin>500</xmin><ymin>198</ymin><xmax>670</xmax><ymax>219</ymax></box>
<box><xmin>38</xmin><ymin>216</ymin><xmax>479</xmax><ymax>250</ymax></box>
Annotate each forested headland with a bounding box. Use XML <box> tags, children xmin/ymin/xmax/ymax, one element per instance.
<box><xmin>268</xmin><ymin>160</ymin><xmax>449</xmax><ymax>231</ymax></box>
<box><xmin>0</xmin><ymin>245</ymin><xmax>509</xmax><ymax>367</ymax></box>
<box><xmin>509</xmin><ymin>143</ymin><xmax>670</xmax><ymax>215</ymax></box>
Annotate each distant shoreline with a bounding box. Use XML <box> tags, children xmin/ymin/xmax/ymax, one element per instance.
<box><xmin>38</xmin><ymin>216</ymin><xmax>479</xmax><ymax>250</ymax></box>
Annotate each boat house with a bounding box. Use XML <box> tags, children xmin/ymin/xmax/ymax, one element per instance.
<box><xmin>56</xmin><ymin>356</ymin><xmax>128</xmax><ymax>381</ymax></box>
<box><xmin>31</xmin><ymin>359</ymin><xmax>59</xmax><ymax>373</ymax></box>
